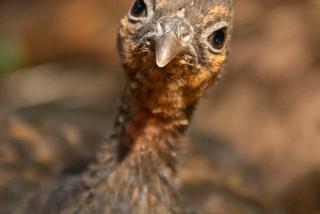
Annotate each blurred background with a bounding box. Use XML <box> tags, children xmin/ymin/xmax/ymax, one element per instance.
<box><xmin>0</xmin><ymin>0</ymin><xmax>319</xmax><ymax>213</ymax></box>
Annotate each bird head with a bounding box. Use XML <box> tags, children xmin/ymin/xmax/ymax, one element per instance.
<box><xmin>117</xmin><ymin>0</ymin><xmax>233</xmax><ymax>115</ymax></box>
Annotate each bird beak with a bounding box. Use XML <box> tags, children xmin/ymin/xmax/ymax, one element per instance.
<box><xmin>156</xmin><ymin>31</ymin><xmax>184</xmax><ymax>68</ymax></box>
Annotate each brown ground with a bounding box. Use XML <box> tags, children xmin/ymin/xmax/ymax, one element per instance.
<box><xmin>0</xmin><ymin>0</ymin><xmax>319</xmax><ymax>213</ymax></box>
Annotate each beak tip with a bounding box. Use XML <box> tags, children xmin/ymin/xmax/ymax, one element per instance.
<box><xmin>156</xmin><ymin>57</ymin><xmax>168</xmax><ymax>68</ymax></box>
<box><xmin>155</xmin><ymin>31</ymin><xmax>184</xmax><ymax>69</ymax></box>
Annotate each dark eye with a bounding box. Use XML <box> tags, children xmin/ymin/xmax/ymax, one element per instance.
<box><xmin>208</xmin><ymin>27</ymin><xmax>227</xmax><ymax>51</ymax></box>
<box><xmin>130</xmin><ymin>0</ymin><xmax>147</xmax><ymax>19</ymax></box>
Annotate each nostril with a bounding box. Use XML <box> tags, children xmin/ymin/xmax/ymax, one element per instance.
<box><xmin>156</xmin><ymin>17</ymin><xmax>173</xmax><ymax>35</ymax></box>
<box><xmin>177</xmin><ymin>24</ymin><xmax>192</xmax><ymax>43</ymax></box>
<box><xmin>156</xmin><ymin>16</ymin><xmax>193</xmax><ymax>45</ymax></box>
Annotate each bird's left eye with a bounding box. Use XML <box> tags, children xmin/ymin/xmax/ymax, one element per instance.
<box><xmin>208</xmin><ymin>27</ymin><xmax>227</xmax><ymax>52</ymax></box>
<box><xmin>129</xmin><ymin>0</ymin><xmax>148</xmax><ymax>20</ymax></box>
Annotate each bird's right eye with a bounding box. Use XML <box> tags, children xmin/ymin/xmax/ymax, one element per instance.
<box><xmin>129</xmin><ymin>0</ymin><xmax>148</xmax><ymax>21</ymax></box>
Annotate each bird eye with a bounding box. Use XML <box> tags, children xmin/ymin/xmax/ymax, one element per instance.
<box><xmin>129</xmin><ymin>0</ymin><xmax>148</xmax><ymax>20</ymax></box>
<box><xmin>208</xmin><ymin>27</ymin><xmax>227</xmax><ymax>52</ymax></box>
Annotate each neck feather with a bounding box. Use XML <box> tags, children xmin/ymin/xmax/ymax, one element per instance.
<box><xmin>82</xmin><ymin>72</ymin><xmax>202</xmax><ymax>212</ymax></box>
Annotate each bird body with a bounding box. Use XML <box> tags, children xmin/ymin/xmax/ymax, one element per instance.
<box><xmin>17</xmin><ymin>0</ymin><xmax>234</xmax><ymax>213</ymax></box>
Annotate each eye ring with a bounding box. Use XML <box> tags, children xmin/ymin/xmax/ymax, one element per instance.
<box><xmin>203</xmin><ymin>22</ymin><xmax>229</xmax><ymax>54</ymax></box>
<box><xmin>128</xmin><ymin>0</ymin><xmax>148</xmax><ymax>22</ymax></box>
<box><xmin>208</xmin><ymin>27</ymin><xmax>227</xmax><ymax>50</ymax></box>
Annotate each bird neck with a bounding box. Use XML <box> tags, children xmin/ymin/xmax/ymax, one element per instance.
<box><xmin>114</xmin><ymin>84</ymin><xmax>196</xmax><ymax>159</ymax></box>
<box><xmin>94</xmin><ymin>63</ymin><xmax>211</xmax><ymax>175</ymax></box>
<box><xmin>82</xmin><ymin>65</ymin><xmax>207</xmax><ymax>210</ymax></box>
<box><xmin>82</xmin><ymin>85</ymin><xmax>194</xmax><ymax>212</ymax></box>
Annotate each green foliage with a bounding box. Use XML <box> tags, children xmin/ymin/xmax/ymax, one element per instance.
<box><xmin>0</xmin><ymin>38</ymin><xmax>24</xmax><ymax>73</ymax></box>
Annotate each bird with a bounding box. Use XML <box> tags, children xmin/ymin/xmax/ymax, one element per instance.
<box><xmin>12</xmin><ymin>0</ymin><xmax>234</xmax><ymax>213</ymax></box>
